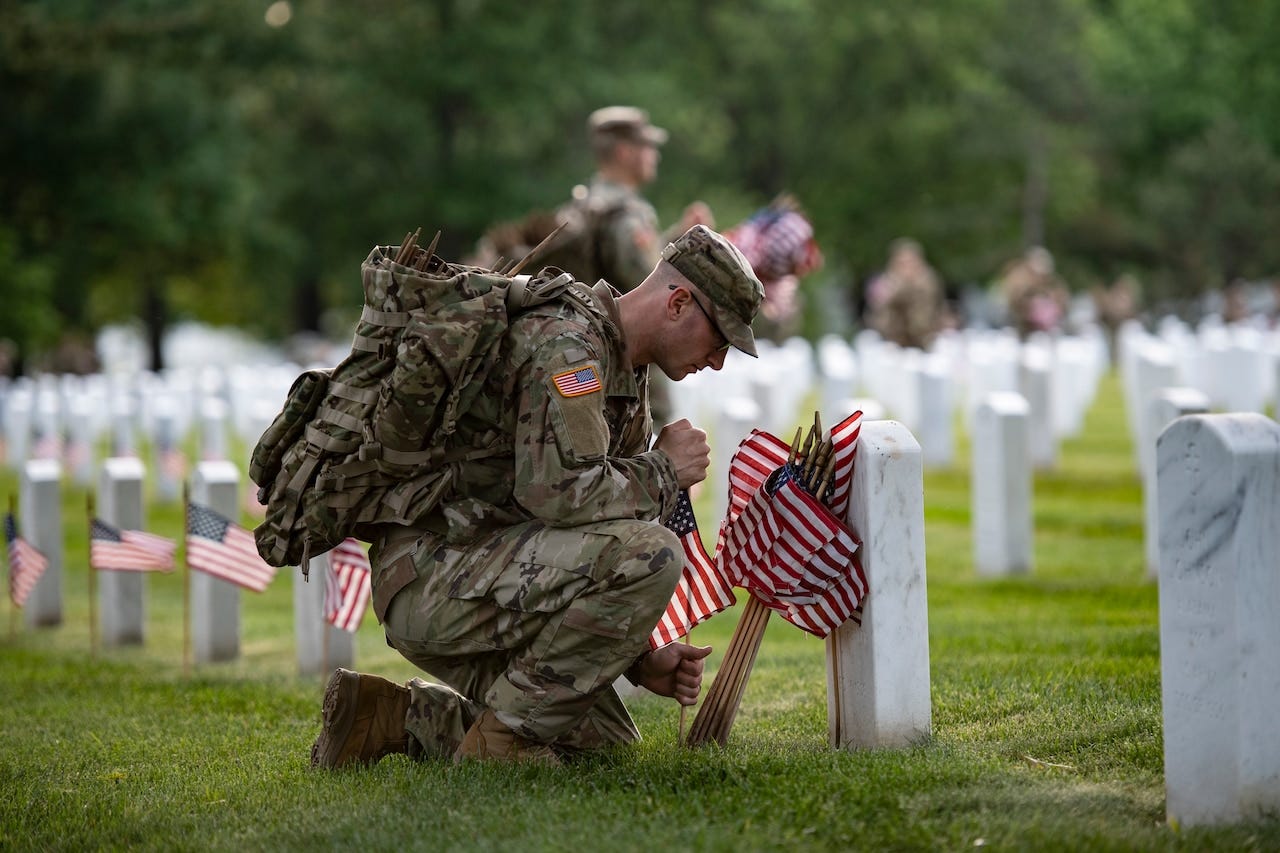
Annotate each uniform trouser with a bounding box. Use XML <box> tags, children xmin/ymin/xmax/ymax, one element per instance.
<box><xmin>380</xmin><ymin>517</ymin><xmax>683</xmax><ymax>759</ymax></box>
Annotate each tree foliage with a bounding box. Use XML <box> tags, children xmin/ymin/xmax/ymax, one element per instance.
<box><xmin>1</xmin><ymin>0</ymin><xmax>1277</xmax><ymax>368</ymax></box>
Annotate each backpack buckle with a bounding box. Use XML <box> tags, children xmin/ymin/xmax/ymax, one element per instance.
<box><xmin>358</xmin><ymin>442</ymin><xmax>383</xmax><ymax>462</ymax></box>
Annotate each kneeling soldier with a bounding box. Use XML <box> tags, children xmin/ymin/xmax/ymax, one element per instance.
<box><xmin>311</xmin><ymin>225</ymin><xmax>763</xmax><ymax>766</ymax></box>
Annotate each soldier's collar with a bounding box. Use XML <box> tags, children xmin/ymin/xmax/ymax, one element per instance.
<box><xmin>589</xmin><ymin>281</ymin><xmax>639</xmax><ymax>398</ymax></box>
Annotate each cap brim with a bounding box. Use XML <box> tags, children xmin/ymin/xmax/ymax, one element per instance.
<box><xmin>640</xmin><ymin>126</ymin><xmax>669</xmax><ymax>146</ymax></box>
<box><xmin>710</xmin><ymin>301</ymin><xmax>758</xmax><ymax>358</ymax></box>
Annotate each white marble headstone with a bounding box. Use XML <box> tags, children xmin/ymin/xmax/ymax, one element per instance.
<box><xmin>826</xmin><ymin>420</ymin><xmax>931</xmax><ymax>750</ymax></box>
<box><xmin>294</xmin><ymin>553</ymin><xmax>354</xmax><ymax>676</ymax></box>
<box><xmin>915</xmin><ymin>361</ymin><xmax>953</xmax><ymax>469</ymax></box>
<box><xmin>21</xmin><ymin>458</ymin><xmax>62</xmax><ymax>628</ymax></box>
<box><xmin>98</xmin><ymin>457</ymin><xmax>148</xmax><ymax>646</ymax></box>
<box><xmin>1018</xmin><ymin>348</ymin><xmax>1056</xmax><ymax>470</ymax></box>
<box><xmin>1143</xmin><ymin>388</ymin><xmax>1210</xmax><ymax>579</ymax></box>
<box><xmin>709</xmin><ymin>396</ymin><xmax>761</xmax><ymax>531</ymax></box>
<box><xmin>190</xmin><ymin>460</ymin><xmax>241</xmax><ymax>663</ymax></box>
<box><xmin>972</xmin><ymin>392</ymin><xmax>1032</xmax><ymax>576</ymax></box>
<box><xmin>1157</xmin><ymin>413</ymin><xmax>1280</xmax><ymax>826</ymax></box>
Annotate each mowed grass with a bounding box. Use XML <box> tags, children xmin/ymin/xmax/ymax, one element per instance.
<box><xmin>2</xmin><ymin>373</ymin><xmax>1278</xmax><ymax>852</ymax></box>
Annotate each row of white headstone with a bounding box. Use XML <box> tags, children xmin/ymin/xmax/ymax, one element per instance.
<box><xmin>9</xmin><ymin>326</ymin><xmax>1279</xmax><ymax>825</ymax></box>
<box><xmin>11</xmin><ymin>410</ymin><xmax>935</xmax><ymax>759</ymax></box>
<box><xmin>0</xmin><ymin>366</ymin><xmax>300</xmax><ymax>486</ymax></box>
<box><xmin>14</xmin><ymin>453</ymin><xmax>354</xmax><ymax>677</ymax></box>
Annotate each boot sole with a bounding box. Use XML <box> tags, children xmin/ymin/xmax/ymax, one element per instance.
<box><xmin>310</xmin><ymin>668</ymin><xmax>358</xmax><ymax>769</ymax></box>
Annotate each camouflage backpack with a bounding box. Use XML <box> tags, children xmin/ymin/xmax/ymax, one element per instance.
<box><xmin>249</xmin><ymin>233</ymin><xmax>597</xmax><ymax>574</ymax></box>
<box><xmin>475</xmin><ymin>188</ymin><xmax>625</xmax><ymax>288</ymax></box>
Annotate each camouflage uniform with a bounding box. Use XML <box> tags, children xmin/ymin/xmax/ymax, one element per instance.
<box><xmin>369</xmin><ymin>281</ymin><xmax>683</xmax><ymax>758</ymax></box>
<box><xmin>865</xmin><ymin>239</ymin><xmax>944</xmax><ymax>350</ymax></box>
<box><xmin>583</xmin><ymin>174</ymin><xmax>675</xmax><ymax>424</ymax></box>
<box><xmin>585</xmin><ymin>176</ymin><xmax>662</xmax><ymax>295</ymax></box>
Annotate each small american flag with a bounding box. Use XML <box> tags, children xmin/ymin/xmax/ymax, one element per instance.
<box><xmin>6</xmin><ymin>511</ymin><xmax>48</xmax><ymax>608</ymax></box>
<box><xmin>90</xmin><ymin>518</ymin><xmax>176</xmax><ymax>572</ymax></box>
<box><xmin>31</xmin><ymin>431</ymin><xmax>62</xmax><ymax>461</ymax></box>
<box><xmin>649</xmin><ymin>491</ymin><xmax>737</xmax><ymax>648</ymax></box>
<box><xmin>724</xmin><ymin>207</ymin><xmax>823</xmax><ymax>283</ymax></box>
<box><xmin>648</xmin><ymin>411</ymin><xmax>866</xmax><ymax>648</ymax></box>
<box><xmin>159</xmin><ymin>448</ymin><xmax>188</xmax><ymax>482</ymax></box>
<box><xmin>323</xmin><ymin>538</ymin><xmax>371</xmax><ymax>633</ymax></box>
<box><xmin>552</xmin><ymin>366</ymin><xmax>602</xmax><ymax>397</ymax></box>
<box><xmin>185</xmin><ymin>502</ymin><xmax>277</xmax><ymax>592</ymax></box>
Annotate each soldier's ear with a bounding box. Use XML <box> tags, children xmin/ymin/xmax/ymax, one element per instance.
<box><xmin>665</xmin><ymin>284</ymin><xmax>691</xmax><ymax>321</ymax></box>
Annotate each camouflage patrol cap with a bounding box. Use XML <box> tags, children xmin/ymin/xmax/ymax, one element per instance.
<box><xmin>588</xmin><ymin>106</ymin><xmax>669</xmax><ymax>146</ymax></box>
<box><xmin>662</xmin><ymin>225</ymin><xmax>765</xmax><ymax>358</ymax></box>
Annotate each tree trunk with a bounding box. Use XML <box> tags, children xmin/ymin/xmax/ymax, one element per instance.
<box><xmin>1021</xmin><ymin>125</ymin><xmax>1048</xmax><ymax>250</ymax></box>
<box><xmin>142</xmin><ymin>275</ymin><xmax>167</xmax><ymax>372</ymax></box>
<box><xmin>294</xmin><ymin>273</ymin><xmax>322</xmax><ymax>333</ymax></box>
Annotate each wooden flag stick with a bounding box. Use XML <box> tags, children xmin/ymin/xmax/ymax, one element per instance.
<box><xmin>6</xmin><ymin>491</ymin><xmax>14</xmax><ymax>637</ymax></box>
<box><xmin>507</xmin><ymin>221</ymin><xmax>568</xmax><ymax>278</ymax></box>
<box><xmin>691</xmin><ymin>600</ymin><xmax>753</xmax><ymax>741</ymax></box>
<box><xmin>7</xmin><ymin>494</ymin><xmax>14</xmax><ymax>641</ymax></box>
<box><xmin>182</xmin><ymin>481</ymin><xmax>191</xmax><ymax>678</ymax></box>
<box><xmin>687</xmin><ymin>594</ymin><xmax>771</xmax><ymax>747</ymax></box>
<box><xmin>711</xmin><ymin>597</ymin><xmax>771</xmax><ymax>746</ymax></box>
<box><xmin>87</xmin><ymin>493</ymin><xmax>97</xmax><ymax>660</ymax></box>
<box><xmin>423</xmin><ymin>229</ymin><xmax>441</xmax><ymax>262</ymax></box>
<box><xmin>694</xmin><ymin>595</ymin><xmax>770</xmax><ymax>746</ymax></box>
<box><xmin>395</xmin><ymin>227</ymin><xmax>421</xmax><ymax>265</ymax></box>
<box><xmin>678</xmin><ymin>630</ymin><xmax>691</xmax><ymax>745</ymax></box>
<box><xmin>707</xmin><ymin>592</ymin><xmax>772</xmax><ymax>740</ymax></box>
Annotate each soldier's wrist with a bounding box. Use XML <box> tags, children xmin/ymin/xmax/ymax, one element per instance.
<box><xmin>624</xmin><ymin>649</ymin><xmax>651</xmax><ymax>686</ymax></box>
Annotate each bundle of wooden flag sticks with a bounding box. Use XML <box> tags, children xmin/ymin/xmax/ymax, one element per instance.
<box><xmin>685</xmin><ymin>413</ymin><xmax>845</xmax><ymax>748</ymax></box>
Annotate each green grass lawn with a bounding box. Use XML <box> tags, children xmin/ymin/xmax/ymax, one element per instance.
<box><xmin>2</xmin><ymin>373</ymin><xmax>1277</xmax><ymax>851</ymax></box>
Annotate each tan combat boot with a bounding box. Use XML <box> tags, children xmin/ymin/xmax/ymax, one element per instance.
<box><xmin>310</xmin><ymin>668</ymin><xmax>412</xmax><ymax>769</ymax></box>
<box><xmin>453</xmin><ymin>709</ymin><xmax>561</xmax><ymax>766</ymax></box>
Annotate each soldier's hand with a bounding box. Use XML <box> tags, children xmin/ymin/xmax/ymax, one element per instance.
<box><xmin>631</xmin><ymin>643</ymin><xmax>713</xmax><ymax>705</ymax></box>
<box><xmin>654</xmin><ymin>419</ymin><xmax>710</xmax><ymax>489</ymax></box>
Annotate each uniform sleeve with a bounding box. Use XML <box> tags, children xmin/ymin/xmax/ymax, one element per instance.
<box><xmin>511</xmin><ymin>333</ymin><xmax>679</xmax><ymax>526</ymax></box>
<box><xmin>599</xmin><ymin>204</ymin><xmax>660</xmax><ymax>293</ymax></box>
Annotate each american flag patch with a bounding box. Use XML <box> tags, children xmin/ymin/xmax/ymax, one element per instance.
<box><xmin>552</xmin><ymin>365</ymin><xmax>602</xmax><ymax>397</ymax></box>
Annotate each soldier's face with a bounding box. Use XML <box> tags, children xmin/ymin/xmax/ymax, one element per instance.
<box><xmin>660</xmin><ymin>285</ymin><xmax>730</xmax><ymax>379</ymax></box>
<box><xmin>619</xmin><ymin>140</ymin><xmax>659</xmax><ymax>185</ymax></box>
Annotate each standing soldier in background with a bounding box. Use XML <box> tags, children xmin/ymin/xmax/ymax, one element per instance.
<box><xmin>475</xmin><ymin>107</ymin><xmax>713</xmax><ymax>424</ymax></box>
<box><xmin>575</xmin><ymin>106</ymin><xmax>714</xmax><ymax>294</ymax></box>
<box><xmin>863</xmin><ymin>238</ymin><xmax>945</xmax><ymax>350</ymax></box>
<box><xmin>570</xmin><ymin>106</ymin><xmax>714</xmax><ymax>423</ymax></box>
<box><xmin>996</xmin><ymin>245</ymin><xmax>1070</xmax><ymax>340</ymax></box>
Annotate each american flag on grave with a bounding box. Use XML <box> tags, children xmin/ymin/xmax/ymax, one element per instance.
<box><xmin>90</xmin><ymin>518</ymin><xmax>177</xmax><ymax>572</ymax></box>
<box><xmin>323</xmin><ymin>538</ymin><xmax>372</xmax><ymax>633</ymax></box>
<box><xmin>648</xmin><ymin>410</ymin><xmax>866</xmax><ymax>649</ymax></box>
<box><xmin>185</xmin><ymin>502</ymin><xmax>277</xmax><ymax>593</ymax></box>
<box><xmin>5</xmin><ymin>512</ymin><xmax>49</xmax><ymax>608</ymax></box>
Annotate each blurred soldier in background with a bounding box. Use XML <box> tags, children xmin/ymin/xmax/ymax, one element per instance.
<box><xmin>1219</xmin><ymin>278</ymin><xmax>1250</xmax><ymax>325</ymax></box>
<box><xmin>1091</xmin><ymin>273</ymin><xmax>1140</xmax><ymax>366</ymax></box>
<box><xmin>996</xmin><ymin>245</ymin><xmax>1070</xmax><ymax>340</ymax></box>
<box><xmin>863</xmin><ymin>238</ymin><xmax>945</xmax><ymax>350</ymax></box>
<box><xmin>564</xmin><ymin>106</ymin><xmax>714</xmax><ymax>422</ymax></box>
<box><xmin>574</xmin><ymin>106</ymin><xmax>714</xmax><ymax>293</ymax></box>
